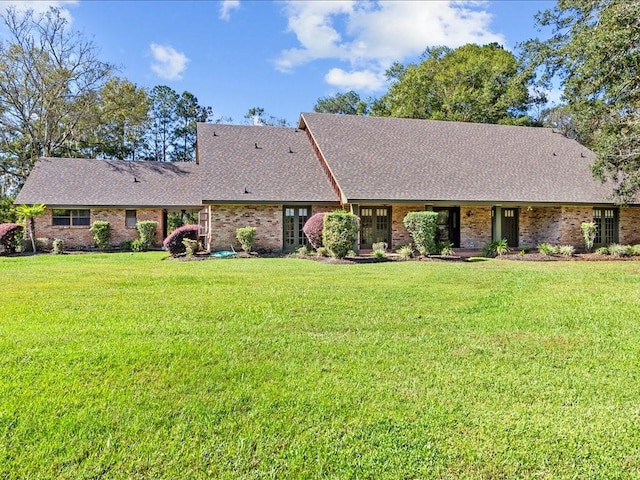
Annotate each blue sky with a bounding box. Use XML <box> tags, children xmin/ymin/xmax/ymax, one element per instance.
<box><xmin>1</xmin><ymin>0</ymin><xmax>556</xmax><ymax>125</ymax></box>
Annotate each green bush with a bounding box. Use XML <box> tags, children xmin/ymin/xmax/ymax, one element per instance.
<box><xmin>403</xmin><ymin>211</ymin><xmax>439</xmax><ymax>255</ymax></box>
<box><xmin>295</xmin><ymin>245</ymin><xmax>312</xmax><ymax>255</ymax></box>
<box><xmin>558</xmin><ymin>245</ymin><xmax>575</xmax><ymax>257</ymax></box>
<box><xmin>137</xmin><ymin>221</ymin><xmax>158</xmax><ymax>251</ymax></box>
<box><xmin>236</xmin><ymin>226</ymin><xmax>256</xmax><ymax>253</ymax></box>
<box><xmin>316</xmin><ymin>246</ymin><xmax>330</xmax><ymax>257</ymax></box>
<box><xmin>631</xmin><ymin>245</ymin><xmax>640</xmax><ymax>256</ymax></box>
<box><xmin>90</xmin><ymin>221</ymin><xmax>111</xmax><ymax>249</ymax></box>
<box><xmin>51</xmin><ymin>238</ymin><xmax>64</xmax><ymax>255</ymax></box>
<box><xmin>608</xmin><ymin>243</ymin><xmax>632</xmax><ymax>257</ymax></box>
<box><xmin>372</xmin><ymin>249</ymin><xmax>385</xmax><ymax>258</ymax></box>
<box><xmin>440</xmin><ymin>242</ymin><xmax>455</xmax><ymax>256</ymax></box>
<box><xmin>131</xmin><ymin>239</ymin><xmax>145</xmax><ymax>252</ymax></box>
<box><xmin>595</xmin><ymin>246</ymin><xmax>610</xmax><ymax>255</ymax></box>
<box><xmin>396</xmin><ymin>245</ymin><xmax>413</xmax><ymax>261</ymax></box>
<box><xmin>119</xmin><ymin>240</ymin><xmax>133</xmax><ymax>251</ymax></box>
<box><xmin>581</xmin><ymin>221</ymin><xmax>597</xmax><ymax>252</ymax></box>
<box><xmin>372</xmin><ymin>242</ymin><xmax>387</xmax><ymax>253</ymax></box>
<box><xmin>483</xmin><ymin>239</ymin><xmax>510</xmax><ymax>257</ymax></box>
<box><xmin>323</xmin><ymin>211</ymin><xmax>360</xmax><ymax>259</ymax></box>
<box><xmin>537</xmin><ymin>242</ymin><xmax>559</xmax><ymax>256</ymax></box>
<box><xmin>182</xmin><ymin>238</ymin><xmax>200</xmax><ymax>257</ymax></box>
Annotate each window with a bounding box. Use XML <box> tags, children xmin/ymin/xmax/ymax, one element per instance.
<box><xmin>593</xmin><ymin>208</ymin><xmax>618</xmax><ymax>245</ymax></box>
<box><xmin>52</xmin><ymin>209</ymin><xmax>90</xmax><ymax>226</ymax></box>
<box><xmin>125</xmin><ymin>210</ymin><xmax>137</xmax><ymax>228</ymax></box>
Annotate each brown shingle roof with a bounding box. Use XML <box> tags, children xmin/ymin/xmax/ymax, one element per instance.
<box><xmin>15</xmin><ymin>157</ymin><xmax>202</xmax><ymax>207</ymax></box>
<box><xmin>300</xmin><ymin>112</ymin><xmax>616</xmax><ymax>204</ymax></box>
<box><xmin>197</xmin><ymin>123</ymin><xmax>337</xmax><ymax>203</ymax></box>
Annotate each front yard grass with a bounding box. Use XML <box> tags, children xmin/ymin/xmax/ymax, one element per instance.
<box><xmin>1</xmin><ymin>253</ymin><xmax>640</xmax><ymax>478</ymax></box>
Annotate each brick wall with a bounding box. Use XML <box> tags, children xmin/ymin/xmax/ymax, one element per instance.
<box><xmin>557</xmin><ymin>206</ymin><xmax>593</xmax><ymax>247</ymax></box>
<box><xmin>34</xmin><ymin>208</ymin><xmax>163</xmax><ymax>248</ymax></box>
<box><xmin>207</xmin><ymin>204</ymin><xmax>339</xmax><ymax>253</ymax></box>
<box><xmin>520</xmin><ymin>206</ymin><xmax>563</xmax><ymax>247</ymax></box>
<box><xmin>619</xmin><ymin>207</ymin><xmax>640</xmax><ymax>245</ymax></box>
<box><xmin>459</xmin><ymin>206</ymin><xmax>492</xmax><ymax>248</ymax></box>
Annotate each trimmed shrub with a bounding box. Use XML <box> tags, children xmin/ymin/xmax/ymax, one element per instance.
<box><xmin>631</xmin><ymin>245</ymin><xmax>640</xmax><ymax>256</ymax></box>
<box><xmin>236</xmin><ymin>226</ymin><xmax>256</xmax><ymax>253</ymax></box>
<box><xmin>595</xmin><ymin>246</ymin><xmax>609</xmax><ymax>255</ymax></box>
<box><xmin>608</xmin><ymin>243</ymin><xmax>632</xmax><ymax>257</ymax></box>
<box><xmin>137</xmin><ymin>220</ymin><xmax>158</xmax><ymax>251</ymax></box>
<box><xmin>403</xmin><ymin>211</ymin><xmax>439</xmax><ymax>255</ymax></box>
<box><xmin>323</xmin><ymin>211</ymin><xmax>360</xmax><ymax>259</ymax></box>
<box><xmin>163</xmin><ymin>224</ymin><xmax>199</xmax><ymax>256</ymax></box>
<box><xmin>581</xmin><ymin>221</ymin><xmax>597</xmax><ymax>253</ymax></box>
<box><xmin>316</xmin><ymin>246</ymin><xmax>330</xmax><ymax>257</ymax></box>
<box><xmin>397</xmin><ymin>245</ymin><xmax>413</xmax><ymax>261</ymax></box>
<box><xmin>119</xmin><ymin>240</ymin><xmax>133</xmax><ymax>251</ymax></box>
<box><xmin>90</xmin><ymin>220</ymin><xmax>111</xmax><ymax>249</ymax></box>
<box><xmin>440</xmin><ymin>242</ymin><xmax>455</xmax><ymax>256</ymax></box>
<box><xmin>182</xmin><ymin>238</ymin><xmax>200</xmax><ymax>257</ymax></box>
<box><xmin>372</xmin><ymin>242</ymin><xmax>388</xmax><ymax>254</ymax></box>
<box><xmin>52</xmin><ymin>238</ymin><xmax>64</xmax><ymax>255</ymax></box>
<box><xmin>558</xmin><ymin>245</ymin><xmax>575</xmax><ymax>257</ymax></box>
<box><xmin>302</xmin><ymin>212</ymin><xmax>327</xmax><ymax>249</ymax></box>
<box><xmin>537</xmin><ymin>242</ymin><xmax>559</xmax><ymax>256</ymax></box>
<box><xmin>0</xmin><ymin>223</ymin><xmax>23</xmax><ymax>254</ymax></box>
<box><xmin>296</xmin><ymin>245</ymin><xmax>312</xmax><ymax>255</ymax></box>
<box><xmin>131</xmin><ymin>239</ymin><xmax>145</xmax><ymax>252</ymax></box>
<box><xmin>483</xmin><ymin>239</ymin><xmax>511</xmax><ymax>257</ymax></box>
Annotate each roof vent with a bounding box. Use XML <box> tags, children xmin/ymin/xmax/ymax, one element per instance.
<box><xmin>289</xmin><ymin>147</ymin><xmax>294</xmax><ymax>153</ymax></box>
<box><xmin>213</xmin><ymin>131</ymin><xmax>217</xmax><ymax>136</ymax></box>
<box><xmin>133</xmin><ymin>177</ymin><xmax>139</xmax><ymax>183</ymax></box>
<box><xmin>255</xmin><ymin>142</ymin><xmax>261</xmax><ymax>149</ymax></box>
<box><xmin>552</xmin><ymin>152</ymin><xmax>557</xmax><ymax>156</ymax></box>
<box><xmin>243</xmin><ymin>187</ymin><xmax>250</xmax><ymax>194</ymax></box>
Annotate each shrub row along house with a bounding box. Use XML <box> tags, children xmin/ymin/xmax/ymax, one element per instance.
<box><xmin>15</xmin><ymin>112</ymin><xmax>640</xmax><ymax>252</ymax></box>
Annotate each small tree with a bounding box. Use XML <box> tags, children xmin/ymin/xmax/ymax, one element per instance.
<box><xmin>302</xmin><ymin>212</ymin><xmax>327</xmax><ymax>249</ymax></box>
<box><xmin>403</xmin><ymin>211</ymin><xmax>439</xmax><ymax>255</ymax></box>
<box><xmin>236</xmin><ymin>226</ymin><xmax>256</xmax><ymax>253</ymax></box>
<box><xmin>581</xmin><ymin>221</ymin><xmax>597</xmax><ymax>253</ymax></box>
<box><xmin>322</xmin><ymin>211</ymin><xmax>359</xmax><ymax>259</ymax></box>
<box><xmin>137</xmin><ymin>220</ymin><xmax>158</xmax><ymax>251</ymax></box>
<box><xmin>90</xmin><ymin>220</ymin><xmax>111</xmax><ymax>249</ymax></box>
<box><xmin>16</xmin><ymin>204</ymin><xmax>46</xmax><ymax>253</ymax></box>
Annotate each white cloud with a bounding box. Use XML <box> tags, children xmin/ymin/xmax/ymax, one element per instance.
<box><xmin>149</xmin><ymin>43</ymin><xmax>189</xmax><ymax>81</ymax></box>
<box><xmin>276</xmin><ymin>0</ymin><xmax>505</xmax><ymax>92</ymax></box>
<box><xmin>219</xmin><ymin>0</ymin><xmax>240</xmax><ymax>21</ymax></box>
<box><xmin>325</xmin><ymin>68</ymin><xmax>385</xmax><ymax>92</ymax></box>
<box><xmin>0</xmin><ymin>1</ymin><xmax>77</xmax><ymax>22</ymax></box>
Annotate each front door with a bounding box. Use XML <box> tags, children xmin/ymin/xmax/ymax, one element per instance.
<box><xmin>360</xmin><ymin>206</ymin><xmax>391</xmax><ymax>249</ymax></box>
<box><xmin>502</xmin><ymin>208</ymin><xmax>519</xmax><ymax>247</ymax></box>
<box><xmin>283</xmin><ymin>206</ymin><xmax>310</xmax><ymax>251</ymax></box>
<box><xmin>433</xmin><ymin>207</ymin><xmax>460</xmax><ymax>248</ymax></box>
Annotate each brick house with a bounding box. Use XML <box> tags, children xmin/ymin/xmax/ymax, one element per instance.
<box><xmin>15</xmin><ymin>112</ymin><xmax>640</xmax><ymax>251</ymax></box>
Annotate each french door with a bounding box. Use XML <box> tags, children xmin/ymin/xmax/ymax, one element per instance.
<box><xmin>360</xmin><ymin>206</ymin><xmax>391</xmax><ymax>249</ymax></box>
<box><xmin>283</xmin><ymin>206</ymin><xmax>310</xmax><ymax>251</ymax></box>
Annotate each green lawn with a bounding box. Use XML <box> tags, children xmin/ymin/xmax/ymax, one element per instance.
<box><xmin>1</xmin><ymin>253</ymin><xmax>640</xmax><ymax>479</ymax></box>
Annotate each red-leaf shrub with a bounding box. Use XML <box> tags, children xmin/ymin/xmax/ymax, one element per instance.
<box><xmin>0</xmin><ymin>223</ymin><xmax>23</xmax><ymax>254</ymax></box>
<box><xmin>302</xmin><ymin>212</ymin><xmax>327</xmax><ymax>249</ymax></box>
<box><xmin>163</xmin><ymin>224</ymin><xmax>199</xmax><ymax>256</ymax></box>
